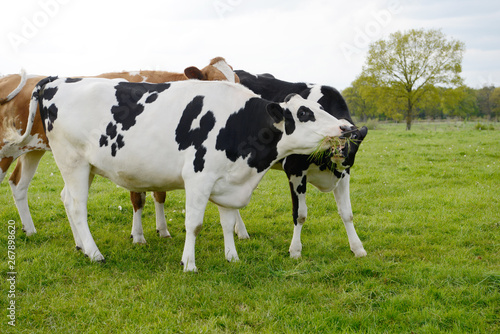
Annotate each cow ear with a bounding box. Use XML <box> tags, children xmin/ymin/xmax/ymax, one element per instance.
<box><xmin>266</xmin><ymin>103</ymin><xmax>284</xmax><ymax>123</ymax></box>
<box><xmin>184</xmin><ymin>66</ymin><xmax>206</xmax><ymax>80</ymax></box>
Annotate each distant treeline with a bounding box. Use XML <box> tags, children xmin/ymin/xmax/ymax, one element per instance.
<box><xmin>343</xmin><ymin>84</ymin><xmax>499</xmax><ymax>122</ymax></box>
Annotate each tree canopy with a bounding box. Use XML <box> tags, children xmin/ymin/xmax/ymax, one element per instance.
<box><xmin>356</xmin><ymin>28</ymin><xmax>466</xmax><ymax>129</ymax></box>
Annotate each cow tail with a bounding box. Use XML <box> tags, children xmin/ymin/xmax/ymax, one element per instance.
<box><xmin>13</xmin><ymin>76</ymin><xmax>59</xmax><ymax>146</ymax></box>
<box><xmin>0</xmin><ymin>68</ymin><xmax>27</xmax><ymax>105</ymax></box>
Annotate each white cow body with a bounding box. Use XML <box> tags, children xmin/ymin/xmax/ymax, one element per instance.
<box><xmin>0</xmin><ymin>57</ymin><xmax>238</xmax><ymax>240</ymax></box>
<box><xmin>13</xmin><ymin>77</ymin><xmax>350</xmax><ymax>271</ymax></box>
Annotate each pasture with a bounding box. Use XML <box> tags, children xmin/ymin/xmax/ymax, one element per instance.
<box><xmin>1</xmin><ymin>122</ymin><xmax>499</xmax><ymax>333</ymax></box>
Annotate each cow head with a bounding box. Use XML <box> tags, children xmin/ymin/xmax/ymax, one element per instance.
<box><xmin>339</xmin><ymin>125</ymin><xmax>368</xmax><ymax>168</ymax></box>
<box><xmin>184</xmin><ymin>57</ymin><xmax>240</xmax><ymax>83</ymax></box>
<box><xmin>268</xmin><ymin>94</ymin><xmax>353</xmax><ymax>157</ymax></box>
<box><xmin>303</xmin><ymin>85</ymin><xmax>368</xmax><ymax>170</ymax></box>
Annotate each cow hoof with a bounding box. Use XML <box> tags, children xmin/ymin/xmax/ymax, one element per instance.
<box><xmin>183</xmin><ymin>266</ymin><xmax>198</xmax><ymax>273</ymax></box>
<box><xmin>157</xmin><ymin>229</ymin><xmax>171</xmax><ymax>238</ymax></box>
<box><xmin>181</xmin><ymin>260</ymin><xmax>198</xmax><ymax>272</ymax></box>
<box><xmin>75</xmin><ymin>246</ymin><xmax>82</xmax><ymax>251</ymax></box>
<box><xmin>353</xmin><ymin>248</ymin><xmax>367</xmax><ymax>257</ymax></box>
<box><xmin>88</xmin><ymin>251</ymin><xmax>105</xmax><ymax>262</ymax></box>
<box><xmin>289</xmin><ymin>245</ymin><xmax>302</xmax><ymax>259</ymax></box>
<box><xmin>237</xmin><ymin>232</ymin><xmax>250</xmax><ymax>240</ymax></box>
<box><xmin>131</xmin><ymin>234</ymin><xmax>147</xmax><ymax>244</ymax></box>
<box><xmin>23</xmin><ymin>227</ymin><xmax>37</xmax><ymax>236</ymax></box>
<box><xmin>226</xmin><ymin>253</ymin><xmax>239</xmax><ymax>262</ymax></box>
<box><xmin>235</xmin><ymin>225</ymin><xmax>250</xmax><ymax>240</ymax></box>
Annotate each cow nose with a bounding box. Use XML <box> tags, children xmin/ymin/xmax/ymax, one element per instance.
<box><xmin>340</xmin><ymin>125</ymin><xmax>357</xmax><ymax>139</ymax></box>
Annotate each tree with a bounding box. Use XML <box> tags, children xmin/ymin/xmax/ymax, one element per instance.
<box><xmin>342</xmin><ymin>75</ymin><xmax>379</xmax><ymax>121</ymax></box>
<box><xmin>442</xmin><ymin>86</ymin><xmax>479</xmax><ymax>119</ymax></box>
<box><xmin>476</xmin><ymin>85</ymin><xmax>494</xmax><ymax>118</ymax></box>
<box><xmin>489</xmin><ymin>87</ymin><xmax>500</xmax><ymax>121</ymax></box>
<box><xmin>361</xmin><ymin>29</ymin><xmax>465</xmax><ymax>130</ymax></box>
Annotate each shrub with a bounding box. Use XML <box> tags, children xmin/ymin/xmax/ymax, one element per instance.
<box><xmin>474</xmin><ymin>122</ymin><xmax>494</xmax><ymax>130</ymax></box>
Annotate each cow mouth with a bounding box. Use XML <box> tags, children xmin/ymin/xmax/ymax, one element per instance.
<box><xmin>309</xmin><ymin>136</ymin><xmax>347</xmax><ymax>163</ymax></box>
<box><xmin>328</xmin><ymin>137</ymin><xmax>347</xmax><ymax>159</ymax></box>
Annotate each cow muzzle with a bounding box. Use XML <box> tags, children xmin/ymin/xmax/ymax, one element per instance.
<box><xmin>339</xmin><ymin>125</ymin><xmax>359</xmax><ymax>139</ymax></box>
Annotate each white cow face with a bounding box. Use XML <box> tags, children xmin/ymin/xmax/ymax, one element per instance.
<box><xmin>269</xmin><ymin>94</ymin><xmax>351</xmax><ymax>156</ymax></box>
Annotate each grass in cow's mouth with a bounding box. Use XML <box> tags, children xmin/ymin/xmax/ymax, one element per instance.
<box><xmin>309</xmin><ymin>136</ymin><xmax>353</xmax><ymax>165</ymax></box>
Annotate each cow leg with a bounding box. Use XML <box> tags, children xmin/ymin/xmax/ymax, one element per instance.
<box><xmin>181</xmin><ymin>183</ymin><xmax>210</xmax><ymax>272</ymax></box>
<box><xmin>61</xmin><ymin>185</ymin><xmax>83</xmax><ymax>250</ymax></box>
<box><xmin>153</xmin><ymin>191</ymin><xmax>171</xmax><ymax>238</ymax></box>
<box><xmin>62</xmin><ymin>172</ymin><xmax>96</xmax><ymax>251</ymax></box>
<box><xmin>217</xmin><ymin>206</ymin><xmax>239</xmax><ymax>262</ymax></box>
<box><xmin>59</xmin><ymin>162</ymin><xmax>103</xmax><ymax>262</ymax></box>
<box><xmin>130</xmin><ymin>192</ymin><xmax>147</xmax><ymax>244</ymax></box>
<box><xmin>234</xmin><ymin>210</ymin><xmax>250</xmax><ymax>239</ymax></box>
<box><xmin>333</xmin><ymin>174</ymin><xmax>366</xmax><ymax>257</ymax></box>
<box><xmin>8</xmin><ymin>151</ymin><xmax>45</xmax><ymax>236</ymax></box>
<box><xmin>287</xmin><ymin>175</ymin><xmax>308</xmax><ymax>259</ymax></box>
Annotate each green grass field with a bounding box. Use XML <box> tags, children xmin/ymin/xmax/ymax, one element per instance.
<box><xmin>1</xmin><ymin>122</ymin><xmax>499</xmax><ymax>333</ymax></box>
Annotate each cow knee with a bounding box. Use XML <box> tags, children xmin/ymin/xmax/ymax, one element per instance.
<box><xmin>60</xmin><ymin>187</ymin><xmax>70</xmax><ymax>207</ymax></box>
<box><xmin>296</xmin><ymin>208</ymin><xmax>307</xmax><ymax>225</ymax></box>
<box><xmin>339</xmin><ymin>211</ymin><xmax>354</xmax><ymax>223</ymax></box>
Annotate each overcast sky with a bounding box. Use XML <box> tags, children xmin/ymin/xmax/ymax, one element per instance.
<box><xmin>1</xmin><ymin>0</ymin><xmax>499</xmax><ymax>90</ymax></box>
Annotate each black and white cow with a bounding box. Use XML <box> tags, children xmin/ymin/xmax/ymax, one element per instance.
<box><xmin>12</xmin><ymin>76</ymin><xmax>353</xmax><ymax>271</ymax></box>
<box><xmin>234</xmin><ymin>70</ymin><xmax>368</xmax><ymax>258</ymax></box>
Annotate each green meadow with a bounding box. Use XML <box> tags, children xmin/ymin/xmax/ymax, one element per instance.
<box><xmin>1</xmin><ymin>122</ymin><xmax>499</xmax><ymax>333</ymax></box>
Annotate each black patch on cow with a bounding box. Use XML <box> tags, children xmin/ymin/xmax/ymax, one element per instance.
<box><xmin>65</xmin><ymin>78</ymin><xmax>82</xmax><ymax>83</ymax></box>
<box><xmin>39</xmin><ymin>87</ymin><xmax>59</xmax><ymax>132</ymax></box>
<box><xmin>288</xmin><ymin>174</ymin><xmax>307</xmax><ymax>226</ymax></box>
<box><xmin>99</xmin><ymin>135</ymin><xmax>108</xmax><ymax>147</ymax></box>
<box><xmin>175</xmin><ymin>95</ymin><xmax>215</xmax><ymax>172</ymax></box>
<box><xmin>44</xmin><ymin>104</ymin><xmax>59</xmax><ymax>132</ymax></box>
<box><xmin>98</xmin><ymin>82</ymin><xmax>170</xmax><ymax>157</ymax></box>
<box><xmin>333</xmin><ymin>168</ymin><xmax>344</xmax><ymax>178</ymax></box>
<box><xmin>42</xmin><ymin>87</ymin><xmax>58</xmax><ymax>101</ymax></box>
<box><xmin>283</xmin><ymin>155</ymin><xmax>311</xmax><ymax>177</ymax></box>
<box><xmin>145</xmin><ymin>93</ymin><xmax>158</xmax><ymax>104</ymax></box>
<box><xmin>297</xmin><ymin>175</ymin><xmax>307</xmax><ymax>194</ymax></box>
<box><xmin>216</xmin><ymin>97</ymin><xmax>282</xmax><ymax>173</ymax></box>
<box><xmin>106</xmin><ymin>122</ymin><xmax>117</xmax><ymax>139</ymax></box>
<box><xmin>40</xmin><ymin>86</ymin><xmax>60</xmax><ymax>131</ymax></box>
<box><xmin>284</xmin><ymin>109</ymin><xmax>295</xmax><ymax>135</ymax></box>
<box><xmin>297</xmin><ymin>106</ymin><xmax>316</xmax><ymax>123</ymax></box>
<box><xmin>35</xmin><ymin>76</ymin><xmax>59</xmax><ymax>133</ymax></box>
<box><xmin>111</xmin><ymin>82</ymin><xmax>170</xmax><ymax>131</ymax></box>
<box><xmin>235</xmin><ymin>70</ymin><xmax>309</xmax><ymax>102</ymax></box>
<box><xmin>111</xmin><ymin>143</ymin><xmax>117</xmax><ymax>157</ymax></box>
<box><xmin>317</xmin><ymin>86</ymin><xmax>353</xmax><ymax>123</ymax></box>
<box><xmin>299</xmin><ymin>87</ymin><xmax>311</xmax><ymax>100</ymax></box>
<box><xmin>116</xmin><ymin>134</ymin><xmax>125</xmax><ymax>149</ymax></box>
<box><xmin>289</xmin><ymin>181</ymin><xmax>300</xmax><ymax>225</ymax></box>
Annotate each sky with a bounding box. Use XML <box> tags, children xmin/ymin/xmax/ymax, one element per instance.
<box><xmin>1</xmin><ymin>0</ymin><xmax>499</xmax><ymax>91</ymax></box>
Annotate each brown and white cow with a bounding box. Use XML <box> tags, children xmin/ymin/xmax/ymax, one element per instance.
<box><xmin>0</xmin><ymin>57</ymin><xmax>239</xmax><ymax>240</ymax></box>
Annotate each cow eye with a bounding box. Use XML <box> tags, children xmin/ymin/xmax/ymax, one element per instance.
<box><xmin>297</xmin><ymin>106</ymin><xmax>316</xmax><ymax>122</ymax></box>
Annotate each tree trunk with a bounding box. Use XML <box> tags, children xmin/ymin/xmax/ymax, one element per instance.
<box><xmin>406</xmin><ymin>97</ymin><xmax>413</xmax><ymax>130</ymax></box>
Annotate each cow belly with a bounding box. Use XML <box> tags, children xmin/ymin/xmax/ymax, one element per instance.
<box><xmin>89</xmin><ymin>152</ymin><xmax>186</xmax><ymax>192</ymax></box>
<box><xmin>307</xmin><ymin>166</ymin><xmax>342</xmax><ymax>192</ymax></box>
<box><xmin>209</xmin><ymin>181</ymin><xmax>256</xmax><ymax>208</ymax></box>
<box><xmin>91</xmin><ymin>165</ymin><xmax>185</xmax><ymax>192</ymax></box>
<box><xmin>209</xmin><ymin>165</ymin><xmax>263</xmax><ymax>208</ymax></box>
